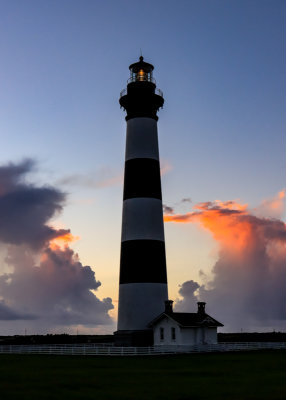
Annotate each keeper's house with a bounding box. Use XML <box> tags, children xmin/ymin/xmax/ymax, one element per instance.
<box><xmin>148</xmin><ymin>300</ymin><xmax>223</xmax><ymax>345</ymax></box>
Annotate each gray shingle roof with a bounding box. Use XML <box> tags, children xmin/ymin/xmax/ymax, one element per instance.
<box><xmin>148</xmin><ymin>312</ymin><xmax>223</xmax><ymax>328</ymax></box>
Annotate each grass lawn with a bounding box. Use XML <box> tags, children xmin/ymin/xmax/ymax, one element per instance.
<box><xmin>1</xmin><ymin>351</ymin><xmax>286</xmax><ymax>399</ymax></box>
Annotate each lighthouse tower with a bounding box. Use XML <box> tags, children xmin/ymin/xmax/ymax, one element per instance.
<box><xmin>115</xmin><ymin>57</ymin><xmax>168</xmax><ymax>346</ymax></box>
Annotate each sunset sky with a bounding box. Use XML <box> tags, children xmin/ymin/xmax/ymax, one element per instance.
<box><xmin>1</xmin><ymin>0</ymin><xmax>286</xmax><ymax>334</ymax></box>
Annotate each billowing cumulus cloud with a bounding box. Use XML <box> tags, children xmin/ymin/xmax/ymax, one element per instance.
<box><xmin>0</xmin><ymin>160</ymin><xmax>113</xmax><ymax>333</ymax></box>
<box><xmin>175</xmin><ymin>280</ymin><xmax>199</xmax><ymax>312</ymax></box>
<box><xmin>165</xmin><ymin>193</ymin><xmax>286</xmax><ymax>331</ymax></box>
<box><xmin>0</xmin><ymin>299</ymin><xmax>36</xmax><ymax>321</ymax></box>
<box><xmin>0</xmin><ymin>245</ymin><xmax>112</xmax><ymax>326</ymax></box>
<box><xmin>0</xmin><ymin>159</ymin><xmax>69</xmax><ymax>249</ymax></box>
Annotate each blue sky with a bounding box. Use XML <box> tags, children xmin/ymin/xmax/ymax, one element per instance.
<box><xmin>1</xmin><ymin>0</ymin><xmax>285</xmax><ymax>199</ymax></box>
<box><xmin>0</xmin><ymin>0</ymin><xmax>286</xmax><ymax>333</ymax></box>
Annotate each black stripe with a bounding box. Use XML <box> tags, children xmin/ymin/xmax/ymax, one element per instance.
<box><xmin>120</xmin><ymin>240</ymin><xmax>167</xmax><ymax>284</ymax></box>
<box><xmin>123</xmin><ymin>158</ymin><xmax>162</xmax><ymax>200</ymax></box>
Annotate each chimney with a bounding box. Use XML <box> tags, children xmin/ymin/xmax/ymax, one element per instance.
<box><xmin>197</xmin><ymin>302</ymin><xmax>206</xmax><ymax>315</ymax></box>
<box><xmin>165</xmin><ymin>300</ymin><xmax>173</xmax><ymax>313</ymax></box>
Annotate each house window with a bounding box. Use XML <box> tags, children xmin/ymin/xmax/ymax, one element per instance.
<box><xmin>171</xmin><ymin>327</ymin><xmax>176</xmax><ymax>341</ymax></box>
<box><xmin>160</xmin><ymin>327</ymin><xmax>164</xmax><ymax>341</ymax></box>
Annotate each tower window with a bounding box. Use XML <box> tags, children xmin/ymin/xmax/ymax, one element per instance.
<box><xmin>171</xmin><ymin>327</ymin><xmax>176</xmax><ymax>341</ymax></box>
<box><xmin>160</xmin><ymin>327</ymin><xmax>164</xmax><ymax>341</ymax></box>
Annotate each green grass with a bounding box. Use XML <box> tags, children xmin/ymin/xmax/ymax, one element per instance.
<box><xmin>1</xmin><ymin>351</ymin><xmax>286</xmax><ymax>399</ymax></box>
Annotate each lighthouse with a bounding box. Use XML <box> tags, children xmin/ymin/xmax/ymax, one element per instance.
<box><xmin>115</xmin><ymin>56</ymin><xmax>168</xmax><ymax>346</ymax></box>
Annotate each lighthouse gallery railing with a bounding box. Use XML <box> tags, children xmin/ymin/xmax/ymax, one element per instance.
<box><xmin>120</xmin><ymin>87</ymin><xmax>163</xmax><ymax>99</ymax></box>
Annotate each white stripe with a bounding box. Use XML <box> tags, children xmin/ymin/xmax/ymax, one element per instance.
<box><xmin>117</xmin><ymin>283</ymin><xmax>168</xmax><ymax>331</ymax></box>
<box><xmin>125</xmin><ymin>117</ymin><xmax>159</xmax><ymax>161</ymax></box>
<box><xmin>121</xmin><ymin>198</ymin><xmax>165</xmax><ymax>242</ymax></box>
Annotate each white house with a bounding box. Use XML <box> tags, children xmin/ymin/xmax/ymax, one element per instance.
<box><xmin>148</xmin><ymin>301</ymin><xmax>223</xmax><ymax>345</ymax></box>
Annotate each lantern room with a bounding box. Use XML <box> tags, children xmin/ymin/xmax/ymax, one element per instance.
<box><xmin>119</xmin><ymin>56</ymin><xmax>164</xmax><ymax>121</ymax></box>
<box><xmin>128</xmin><ymin>56</ymin><xmax>155</xmax><ymax>83</ymax></box>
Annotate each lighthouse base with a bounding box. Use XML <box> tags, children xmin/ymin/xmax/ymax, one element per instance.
<box><xmin>114</xmin><ymin>329</ymin><xmax>153</xmax><ymax>347</ymax></box>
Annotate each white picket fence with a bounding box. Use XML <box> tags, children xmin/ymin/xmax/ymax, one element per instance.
<box><xmin>0</xmin><ymin>342</ymin><xmax>286</xmax><ymax>356</ymax></box>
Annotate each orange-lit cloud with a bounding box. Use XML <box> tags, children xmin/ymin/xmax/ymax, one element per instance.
<box><xmin>168</xmin><ymin>192</ymin><xmax>286</xmax><ymax>330</ymax></box>
<box><xmin>49</xmin><ymin>232</ymin><xmax>80</xmax><ymax>250</ymax></box>
<box><xmin>164</xmin><ymin>200</ymin><xmax>250</xmax><ymax>253</ymax></box>
<box><xmin>254</xmin><ymin>189</ymin><xmax>285</xmax><ymax>218</ymax></box>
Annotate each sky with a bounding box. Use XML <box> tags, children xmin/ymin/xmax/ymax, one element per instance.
<box><xmin>0</xmin><ymin>0</ymin><xmax>286</xmax><ymax>334</ymax></box>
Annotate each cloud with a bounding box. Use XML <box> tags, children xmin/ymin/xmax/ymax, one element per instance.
<box><xmin>0</xmin><ymin>244</ymin><xmax>113</xmax><ymax>327</ymax></box>
<box><xmin>0</xmin><ymin>159</ymin><xmax>34</xmax><ymax>196</ymax></box>
<box><xmin>163</xmin><ymin>204</ymin><xmax>174</xmax><ymax>214</ymax></box>
<box><xmin>254</xmin><ymin>189</ymin><xmax>285</xmax><ymax>219</ymax></box>
<box><xmin>166</xmin><ymin>192</ymin><xmax>286</xmax><ymax>331</ymax></box>
<box><xmin>59</xmin><ymin>160</ymin><xmax>173</xmax><ymax>190</ymax></box>
<box><xmin>175</xmin><ymin>280</ymin><xmax>199</xmax><ymax>312</ymax></box>
<box><xmin>0</xmin><ymin>159</ymin><xmax>69</xmax><ymax>249</ymax></box>
<box><xmin>0</xmin><ymin>160</ymin><xmax>114</xmax><ymax>333</ymax></box>
<box><xmin>58</xmin><ymin>167</ymin><xmax>123</xmax><ymax>189</ymax></box>
<box><xmin>0</xmin><ymin>300</ymin><xmax>36</xmax><ymax>321</ymax></box>
<box><xmin>163</xmin><ymin>198</ymin><xmax>192</xmax><ymax>216</ymax></box>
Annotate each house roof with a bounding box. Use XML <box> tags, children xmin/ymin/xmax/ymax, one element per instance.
<box><xmin>148</xmin><ymin>312</ymin><xmax>224</xmax><ymax>328</ymax></box>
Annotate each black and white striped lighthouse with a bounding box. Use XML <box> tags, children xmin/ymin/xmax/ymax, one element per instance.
<box><xmin>115</xmin><ymin>57</ymin><xmax>168</xmax><ymax>345</ymax></box>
